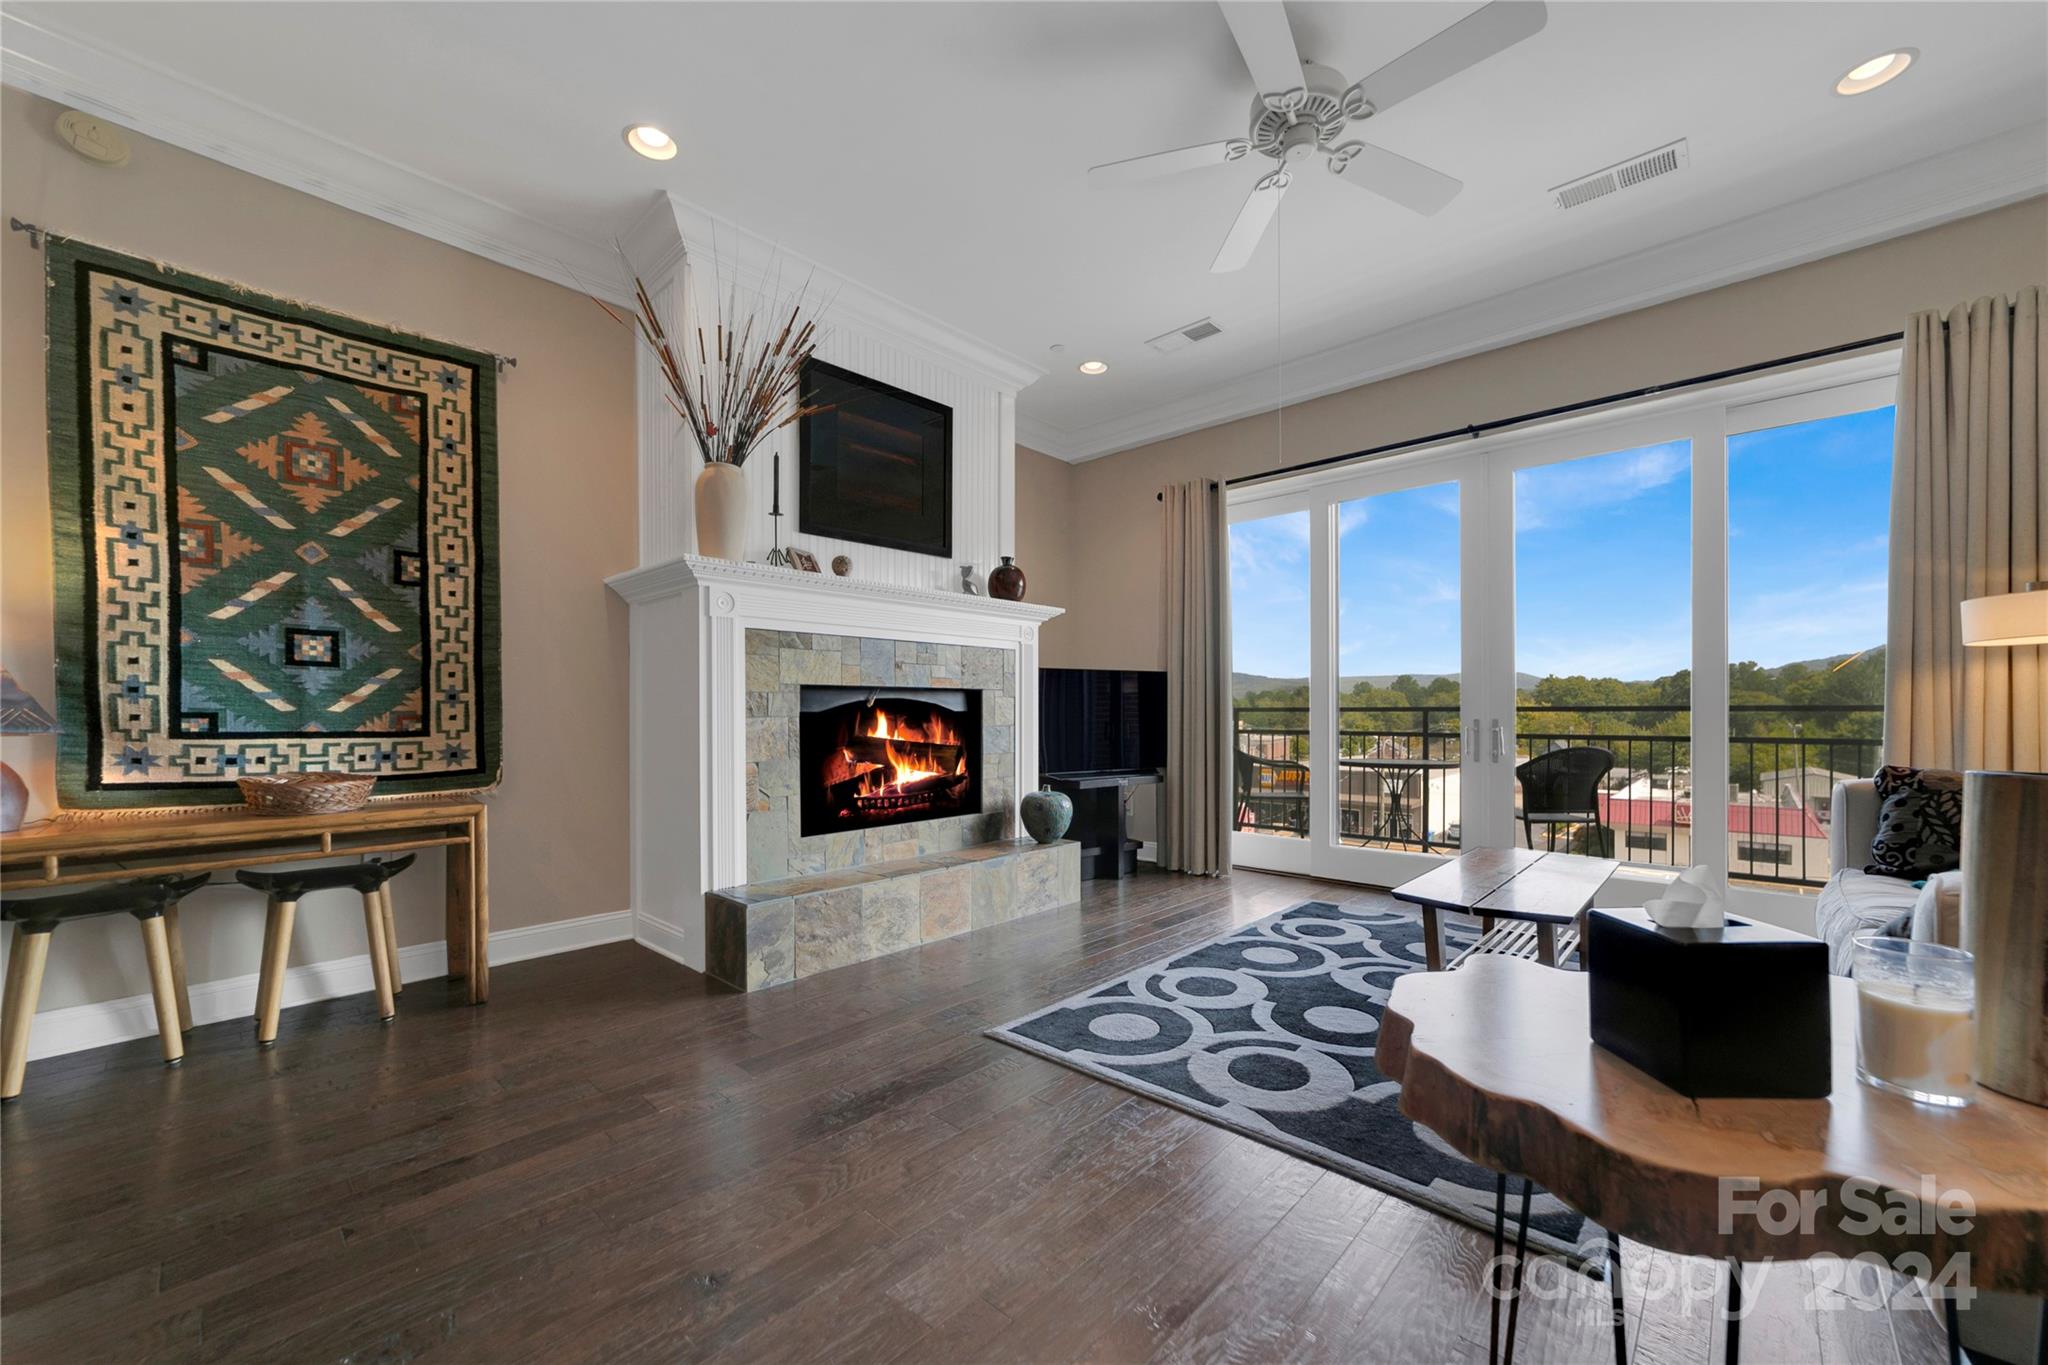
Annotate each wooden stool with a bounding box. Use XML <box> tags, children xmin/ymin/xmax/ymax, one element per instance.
<box><xmin>235</xmin><ymin>854</ymin><xmax>414</xmax><ymax>1046</ymax></box>
<box><xmin>1</xmin><ymin>873</ymin><xmax>209</xmax><ymax>1100</ymax></box>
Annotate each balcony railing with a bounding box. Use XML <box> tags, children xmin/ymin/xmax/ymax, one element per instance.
<box><xmin>1232</xmin><ymin>702</ymin><xmax>1883</xmax><ymax>889</ymax></box>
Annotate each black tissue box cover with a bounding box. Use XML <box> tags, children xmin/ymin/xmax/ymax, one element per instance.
<box><xmin>1586</xmin><ymin>907</ymin><xmax>1832</xmax><ymax>1099</ymax></box>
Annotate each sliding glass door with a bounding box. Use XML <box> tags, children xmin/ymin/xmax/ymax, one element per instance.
<box><xmin>1225</xmin><ymin>354</ymin><xmax>1897</xmax><ymax>927</ymax></box>
<box><xmin>1231</xmin><ymin>460</ymin><xmax>1480</xmax><ymax>885</ymax></box>
<box><xmin>1229</xmin><ymin>505</ymin><xmax>1315</xmax><ymax>873</ymax></box>
<box><xmin>1507</xmin><ymin>434</ymin><xmax>1693</xmax><ymax>867</ymax></box>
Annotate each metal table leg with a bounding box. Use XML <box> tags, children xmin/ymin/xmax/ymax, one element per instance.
<box><xmin>1503</xmin><ymin>1176</ymin><xmax>1534</xmax><ymax>1365</ymax></box>
<box><xmin>1724</xmin><ymin>1257</ymin><xmax>1743</xmax><ymax>1365</ymax></box>
<box><xmin>1609</xmin><ymin>1239</ymin><xmax>1628</xmax><ymax>1364</ymax></box>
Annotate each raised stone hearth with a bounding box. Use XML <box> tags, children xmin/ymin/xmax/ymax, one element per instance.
<box><xmin>706</xmin><ymin>838</ymin><xmax>1080</xmax><ymax>990</ymax></box>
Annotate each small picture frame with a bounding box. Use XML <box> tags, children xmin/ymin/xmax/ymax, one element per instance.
<box><xmin>787</xmin><ymin>548</ymin><xmax>821</xmax><ymax>573</ymax></box>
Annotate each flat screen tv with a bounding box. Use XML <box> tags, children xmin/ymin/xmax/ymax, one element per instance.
<box><xmin>798</xmin><ymin>359</ymin><xmax>953</xmax><ymax>558</ymax></box>
<box><xmin>1039</xmin><ymin>668</ymin><xmax>1167</xmax><ymax>775</ymax></box>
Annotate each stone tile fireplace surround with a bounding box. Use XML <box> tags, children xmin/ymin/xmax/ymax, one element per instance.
<box><xmin>746</xmin><ymin>630</ymin><xmax>1015</xmax><ymax>882</ymax></box>
<box><xmin>605</xmin><ymin>555</ymin><xmax>1066</xmax><ymax>974</ymax></box>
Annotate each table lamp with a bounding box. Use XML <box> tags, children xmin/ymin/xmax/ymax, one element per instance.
<box><xmin>0</xmin><ymin>669</ymin><xmax>59</xmax><ymax>833</ymax></box>
<box><xmin>1956</xmin><ymin>581</ymin><xmax>2047</xmax><ymax>1107</ymax></box>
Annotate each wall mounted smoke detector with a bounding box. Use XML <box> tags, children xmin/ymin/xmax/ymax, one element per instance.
<box><xmin>55</xmin><ymin>110</ymin><xmax>130</xmax><ymax>168</ymax></box>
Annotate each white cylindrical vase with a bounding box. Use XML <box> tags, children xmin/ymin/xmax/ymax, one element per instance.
<box><xmin>694</xmin><ymin>462</ymin><xmax>747</xmax><ymax>562</ymax></box>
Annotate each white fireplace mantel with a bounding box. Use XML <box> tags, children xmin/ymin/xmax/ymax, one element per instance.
<box><xmin>605</xmin><ymin>554</ymin><xmax>1063</xmax><ymax>970</ymax></box>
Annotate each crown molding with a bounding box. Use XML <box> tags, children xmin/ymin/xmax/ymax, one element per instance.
<box><xmin>0</xmin><ymin>12</ymin><xmax>637</xmax><ymax>305</ymax></box>
<box><xmin>641</xmin><ymin>193</ymin><xmax>1045</xmax><ymax>394</ymax></box>
<box><xmin>1024</xmin><ymin>122</ymin><xmax>2048</xmax><ymax>463</ymax></box>
<box><xmin>0</xmin><ymin>11</ymin><xmax>1045</xmax><ymax>392</ymax></box>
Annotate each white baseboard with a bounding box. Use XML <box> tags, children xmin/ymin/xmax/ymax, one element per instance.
<box><xmin>23</xmin><ymin>909</ymin><xmax>634</xmax><ymax>1062</ymax></box>
<box><xmin>632</xmin><ymin>910</ymin><xmax>695</xmax><ymax>969</ymax></box>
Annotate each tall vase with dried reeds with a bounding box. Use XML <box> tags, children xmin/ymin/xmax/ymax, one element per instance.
<box><xmin>599</xmin><ymin>261</ymin><xmax>827</xmax><ymax>561</ymax></box>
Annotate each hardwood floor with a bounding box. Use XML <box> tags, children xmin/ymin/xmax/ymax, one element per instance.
<box><xmin>0</xmin><ymin>869</ymin><xmax>1948</xmax><ymax>1363</ymax></box>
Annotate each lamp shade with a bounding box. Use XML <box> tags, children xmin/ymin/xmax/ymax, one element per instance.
<box><xmin>1960</xmin><ymin>585</ymin><xmax>2048</xmax><ymax>648</ymax></box>
<box><xmin>0</xmin><ymin>669</ymin><xmax>58</xmax><ymax>735</ymax></box>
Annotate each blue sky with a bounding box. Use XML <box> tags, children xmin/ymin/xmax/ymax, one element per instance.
<box><xmin>1229</xmin><ymin>406</ymin><xmax>1894</xmax><ymax>682</ymax></box>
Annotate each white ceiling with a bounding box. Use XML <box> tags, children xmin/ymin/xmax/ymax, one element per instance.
<box><xmin>5</xmin><ymin>2</ymin><xmax>2045</xmax><ymax>460</ymax></box>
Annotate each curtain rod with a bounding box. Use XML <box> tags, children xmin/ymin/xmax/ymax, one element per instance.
<box><xmin>1158</xmin><ymin>329</ymin><xmax>1918</xmax><ymax>500</ymax></box>
<box><xmin>9</xmin><ymin>217</ymin><xmax>519</xmax><ymax>374</ymax></box>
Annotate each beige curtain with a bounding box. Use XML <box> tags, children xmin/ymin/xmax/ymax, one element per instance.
<box><xmin>1162</xmin><ymin>479</ymin><xmax>1232</xmax><ymax>875</ymax></box>
<box><xmin>1885</xmin><ymin>286</ymin><xmax>2047</xmax><ymax>771</ymax></box>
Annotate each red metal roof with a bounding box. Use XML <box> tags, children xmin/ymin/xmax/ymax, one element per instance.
<box><xmin>1595</xmin><ymin>794</ymin><xmax>1824</xmax><ymax>840</ymax></box>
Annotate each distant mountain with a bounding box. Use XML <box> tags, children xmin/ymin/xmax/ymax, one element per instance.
<box><xmin>1231</xmin><ymin>649</ymin><xmax>1882</xmax><ymax>703</ymax></box>
<box><xmin>1762</xmin><ymin>647</ymin><xmax>1884</xmax><ymax>674</ymax></box>
<box><xmin>1232</xmin><ymin>671</ymin><xmax>1541</xmax><ymax>699</ymax></box>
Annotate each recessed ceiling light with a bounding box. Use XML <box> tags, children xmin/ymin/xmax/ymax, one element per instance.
<box><xmin>1077</xmin><ymin>360</ymin><xmax>1109</xmax><ymax>375</ymax></box>
<box><xmin>623</xmin><ymin>124</ymin><xmax>677</xmax><ymax>160</ymax></box>
<box><xmin>1835</xmin><ymin>49</ymin><xmax>1916</xmax><ymax>96</ymax></box>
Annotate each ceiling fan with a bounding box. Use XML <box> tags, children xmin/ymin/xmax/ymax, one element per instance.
<box><xmin>1089</xmin><ymin>1</ymin><xmax>1547</xmax><ymax>272</ymax></box>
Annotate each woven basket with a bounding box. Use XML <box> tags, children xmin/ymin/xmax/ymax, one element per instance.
<box><xmin>237</xmin><ymin>772</ymin><xmax>376</xmax><ymax>816</ymax></box>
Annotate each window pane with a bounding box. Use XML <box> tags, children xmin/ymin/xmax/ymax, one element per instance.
<box><xmin>1514</xmin><ymin>441</ymin><xmax>1693</xmax><ymax>864</ymax></box>
<box><xmin>1230</xmin><ymin>511</ymin><xmax>1311</xmax><ymax>838</ymax></box>
<box><xmin>1335</xmin><ymin>483</ymin><xmax>1462</xmax><ymax>850</ymax></box>
<box><xmin>1728</xmin><ymin>406</ymin><xmax>1893</xmax><ymax>888</ymax></box>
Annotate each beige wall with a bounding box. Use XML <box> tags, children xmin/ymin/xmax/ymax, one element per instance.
<box><xmin>1014</xmin><ymin>445</ymin><xmax>1077</xmax><ymax>664</ymax></box>
<box><xmin>1054</xmin><ymin>196</ymin><xmax>2048</xmax><ymax>671</ymax></box>
<box><xmin>1</xmin><ymin>87</ymin><xmax>637</xmax><ymax>1013</ymax></box>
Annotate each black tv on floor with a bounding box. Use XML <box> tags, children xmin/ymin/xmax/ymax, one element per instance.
<box><xmin>1039</xmin><ymin>668</ymin><xmax>1166</xmax><ymax>775</ymax></box>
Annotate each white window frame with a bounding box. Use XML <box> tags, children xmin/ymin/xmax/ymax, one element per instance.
<box><xmin>1225</xmin><ymin>349</ymin><xmax>1901</xmax><ymax>933</ymax></box>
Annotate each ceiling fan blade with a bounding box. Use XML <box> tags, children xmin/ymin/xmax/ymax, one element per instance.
<box><xmin>1350</xmin><ymin>1</ymin><xmax>1547</xmax><ymax>116</ymax></box>
<box><xmin>1327</xmin><ymin>143</ymin><xmax>1463</xmax><ymax>215</ymax></box>
<box><xmin>1211</xmin><ymin>170</ymin><xmax>1289</xmax><ymax>273</ymax></box>
<box><xmin>1088</xmin><ymin>139</ymin><xmax>1250</xmax><ymax>188</ymax></box>
<box><xmin>1218</xmin><ymin>1</ymin><xmax>1305</xmax><ymax>95</ymax></box>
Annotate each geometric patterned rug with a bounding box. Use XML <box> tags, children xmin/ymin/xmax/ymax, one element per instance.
<box><xmin>989</xmin><ymin>901</ymin><xmax>1602</xmax><ymax>1264</ymax></box>
<box><xmin>44</xmin><ymin>236</ymin><xmax>499</xmax><ymax>805</ymax></box>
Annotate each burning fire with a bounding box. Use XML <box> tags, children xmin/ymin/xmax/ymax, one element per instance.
<box><xmin>829</xmin><ymin>703</ymin><xmax>967</xmax><ymax>796</ymax></box>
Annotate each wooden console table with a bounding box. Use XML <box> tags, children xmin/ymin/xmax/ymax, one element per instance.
<box><xmin>0</xmin><ymin>800</ymin><xmax>490</xmax><ymax>1003</ymax></box>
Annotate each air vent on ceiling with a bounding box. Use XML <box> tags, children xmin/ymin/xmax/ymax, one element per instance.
<box><xmin>1550</xmin><ymin>139</ymin><xmax>1690</xmax><ymax>211</ymax></box>
<box><xmin>1144</xmin><ymin>317</ymin><xmax>1224</xmax><ymax>354</ymax></box>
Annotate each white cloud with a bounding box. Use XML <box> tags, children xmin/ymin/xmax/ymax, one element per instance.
<box><xmin>1515</xmin><ymin>442</ymin><xmax>1689</xmax><ymax>532</ymax></box>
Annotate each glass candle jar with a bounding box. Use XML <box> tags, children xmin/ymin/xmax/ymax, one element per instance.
<box><xmin>1853</xmin><ymin>936</ymin><xmax>1977</xmax><ymax>1108</ymax></box>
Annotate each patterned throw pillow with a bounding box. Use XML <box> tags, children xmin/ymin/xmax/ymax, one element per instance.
<box><xmin>1864</xmin><ymin>765</ymin><xmax>1963</xmax><ymax>880</ymax></box>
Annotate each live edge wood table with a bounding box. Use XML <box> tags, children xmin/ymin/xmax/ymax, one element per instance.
<box><xmin>1392</xmin><ymin>847</ymin><xmax>1618</xmax><ymax>971</ymax></box>
<box><xmin>1381</xmin><ymin>957</ymin><xmax>2048</xmax><ymax>1365</ymax></box>
<box><xmin>0</xmin><ymin>799</ymin><xmax>491</xmax><ymax>1004</ymax></box>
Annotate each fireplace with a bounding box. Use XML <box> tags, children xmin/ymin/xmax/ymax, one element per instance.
<box><xmin>799</xmin><ymin>686</ymin><xmax>983</xmax><ymax>838</ymax></box>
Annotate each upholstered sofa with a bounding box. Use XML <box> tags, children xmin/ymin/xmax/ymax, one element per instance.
<box><xmin>1812</xmin><ymin>777</ymin><xmax>1963</xmax><ymax>975</ymax></box>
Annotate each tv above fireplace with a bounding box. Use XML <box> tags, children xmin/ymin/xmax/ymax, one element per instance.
<box><xmin>798</xmin><ymin>359</ymin><xmax>953</xmax><ymax>558</ymax></box>
<box><xmin>798</xmin><ymin>686</ymin><xmax>982</xmax><ymax>838</ymax></box>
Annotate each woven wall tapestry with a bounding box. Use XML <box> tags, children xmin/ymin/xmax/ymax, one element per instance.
<box><xmin>45</xmin><ymin>237</ymin><xmax>500</xmax><ymax>806</ymax></box>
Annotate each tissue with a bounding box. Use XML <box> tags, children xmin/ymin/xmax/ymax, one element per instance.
<box><xmin>1644</xmin><ymin>865</ymin><xmax>1727</xmax><ymax>929</ymax></box>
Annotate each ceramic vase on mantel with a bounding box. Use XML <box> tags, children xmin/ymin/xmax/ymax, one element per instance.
<box><xmin>695</xmin><ymin>462</ymin><xmax>747</xmax><ymax>562</ymax></box>
<box><xmin>988</xmin><ymin>556</ymin><xmax>1026</xmax><ymax>601</ymax></box>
